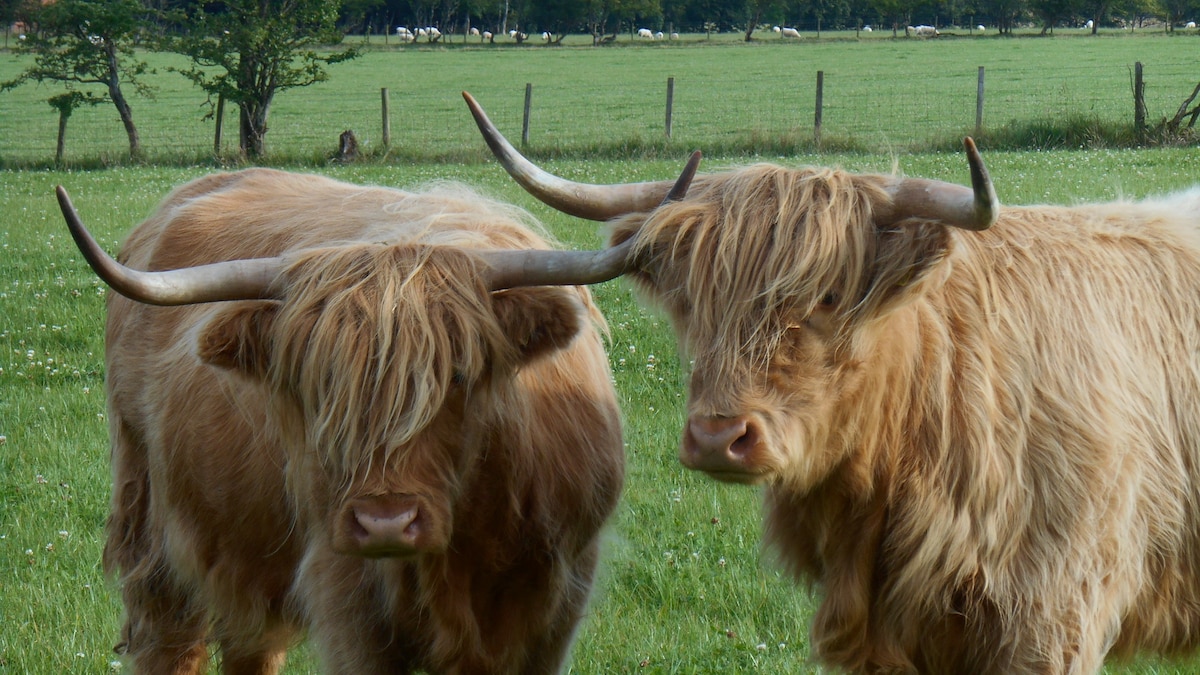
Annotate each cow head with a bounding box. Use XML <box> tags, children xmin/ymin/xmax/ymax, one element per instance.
<box><xmin>57</xmin><ymin>190</ymin><xmax>614</xmax><ymax>558</ymax></box>
<box><xmin>464</xmin><ymin>91</ymin><xmax>998</xmax><ymax>491</ymax></box>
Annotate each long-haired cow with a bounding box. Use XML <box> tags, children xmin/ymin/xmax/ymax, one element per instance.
<box><xmin>55</xmin><ymin>167</ymin><xmax>666</xmax><ymax>673</ymax></box>
<box><xmin>466</xmin><ymin>91</ymin><xmax>1200</xmax><ymax>673</ymax></box>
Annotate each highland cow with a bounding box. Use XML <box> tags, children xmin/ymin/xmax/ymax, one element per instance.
<box><xmin>57</xmin><ymin>168</ymin><xmax>637</xmax><ymax>674</ymax></box>
<box><xmin>466</xmin><ymin>90</ymin><xmax>1200</xmax><ymax>674</ymax></box>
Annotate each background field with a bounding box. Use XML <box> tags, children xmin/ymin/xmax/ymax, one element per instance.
<box><xmin>0</xmin><ymin>30</ymin><xmax>1197</xmax><ymax>166</ymax></box>
<box><xmin>3</xmin><ymin>29</ymin><xmax>1200</xmax><ymax>675</ymax></box>
<box><xmin>4</xmin><ymin>146</ymin><xmax>1200</xmax><ymax>673</ymax></box>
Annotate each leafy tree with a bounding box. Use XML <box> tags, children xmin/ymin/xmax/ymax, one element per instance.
<box><xmin>980</xmin><ymin>0</ymin><xmax>1026</xmax><ymax>31</ymax></box>
<box><xmin>0</xmin><ymin>0</ymin><xmax>153</xmax><ymax>158</ymax></box>
<box><xmin>168</xmin><ymin>0</ymin><xmax>359</xmax><ymax>158</ymax></box>
<box><xmin>1030</xmin><ymin>0</ymin><xmax>1081</xmax><ymax>31</ymax></box>
<box><xmin>1157</xmin><ymin>0</ymin><xmax>1194</xmax><ymax>29</ymax></box>
<box><xmin>743</xmin><ymin>0</ymin><xmax>784</xmax><ymax>39</ymax></box>
<box><xmin>868</xmin><ymin>0</ymin><xmax>910</xmax><ymax>33</ymax></box>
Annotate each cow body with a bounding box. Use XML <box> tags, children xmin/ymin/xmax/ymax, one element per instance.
<box><xmin>98</xmin><ymin>169</ymin><xmax>624</xmax><ymax>674</ymax></box>
<box><xmin>610</xmin><ymin>170</ymin><xmax>1200</xmax><ymax>673</ymax></box>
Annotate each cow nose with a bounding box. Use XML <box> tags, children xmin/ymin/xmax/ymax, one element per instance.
<box><xmin>345</xmin><ymin>495</ymin><xmax>425</xmax><ymax>557</ymax></box>
<box><xmin>680</xmin><ymin>414</ymin><xmax>761</xmax><ymax>475</ymax></box>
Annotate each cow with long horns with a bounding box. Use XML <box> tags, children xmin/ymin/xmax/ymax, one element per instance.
<box><xmin>465</xmin><ymin>91</ymin><xmax>1200</xmax><ymax>673</ymax></box>
<box><xmin>55</xmin><ymin>166</ymin><xmax>703</xmax><ymax>673</ymax></box>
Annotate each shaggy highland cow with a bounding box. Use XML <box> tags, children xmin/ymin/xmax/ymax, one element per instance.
<box><xmin>466</xmin><ymin>90</ymin><xmax>1200</xmax><ymax>674</ymax></box>
<box><xmin>55</xmin><ymin>167</ymin><xmax>669</xmax><ymax>674</ymax></box>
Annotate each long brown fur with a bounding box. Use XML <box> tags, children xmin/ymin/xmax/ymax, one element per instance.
<box><xmin>613</xmin><ymin>162</ymin><xmax>1200</xmax><ymax>673</ymax></box>
<box><xmin>100</xmin><ymin>168</ymin><xmax>623</xmax><ymax>674</ymax></box>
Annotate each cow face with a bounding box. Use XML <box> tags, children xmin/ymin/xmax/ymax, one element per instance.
<box><xmin>613</xmin><ymin>167</ymin><xmax>954</xmax><ymax>490</ymax></box>
<box><xmin>197</xmin><ymin>244</ymin><xmax>585</xmax><ymax>557</ymax></box>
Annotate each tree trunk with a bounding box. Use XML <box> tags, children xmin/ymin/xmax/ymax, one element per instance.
<box><xmin>239</xmin><ymin>100</ymin><xmax>270</xmax><ymax>158</ymax></box>
<box><xmin>106</xmin><ymin>45</ymin><xmax>141</xmax><ymax>159</ymax></box>
<box><xmin>744</xmin><ymin>9</ymin><xmax>762</xmax><ymax>41</ymax></box>
<box><xmin>56</xmin><ymin>110</ymin><xmax>69</xmax><ymax>164</ymax></box>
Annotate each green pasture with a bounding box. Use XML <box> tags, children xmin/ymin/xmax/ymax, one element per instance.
<box><xmin>0</xmin><ymin>30</ymin><xmax>1197</xmax><ymax>166</ymax></box>
<box><xmin>3</xmin><ymin>144</ymin><xmax>1200</xmax><ymax>672</ymax></box>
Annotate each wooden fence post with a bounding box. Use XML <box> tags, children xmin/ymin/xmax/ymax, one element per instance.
<box><xmin>1134</xmin><ymin>62</ymin><xmax>1146</xmax><ymax>135</ymax></box>
<box><xmin>976</xmin><ymin>66</ymin><xmax>985</xmax><ymax>136</ymax></box>
<box><xmin>522</xmin><ymin>83</ymin><xmax>532</xmax><ymax>146</ymax></box>
<box><xmin>381</xmin><ymin>87</ymin><xmax>391</xmax><ymax>148</ymax></box>
<box><xmin>665</xmin><ymin>77</ymin><xmax>675</xmax><ymax>139</ymax></box>
<box><xmin>213</xmin><ymin>93</ymin><xmax>225</xmax><ymax>155</ymax></box>
<box><xmin>814</xmin><ymin>70</ymin><xmax>824</xmax><ymax>147</ymax></box>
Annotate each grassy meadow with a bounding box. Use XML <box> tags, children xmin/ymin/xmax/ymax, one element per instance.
<box><xmin>3</xmin><ymin>29</ymin><xmax>1200</xmax><ymax>675</ymax></box>
<box><xmin>5</xmin><ymin>148</ymin><xmax>1200</xmax><ymax>674</ymax></box>
<box><xmin>0</xmin><ymin>30</ymin><xmax>1197</xmax><ymax>166</ymax></box>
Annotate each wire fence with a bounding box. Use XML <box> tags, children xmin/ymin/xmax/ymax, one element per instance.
<box><xmin>0</xmin><ymin>54</ymin><xmax>1194</xmax><ymax>165</ymax></box>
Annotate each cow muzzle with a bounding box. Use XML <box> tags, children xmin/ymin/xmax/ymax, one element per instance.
<box><xmin>333</xmin><ymin>494</ymin><xmax>445</xmax><ymax>558</ymax></box>
<box><xmin>679</xmin><ymin>414</ymin><xmax>770</xmax><ymax>484</ymax></box>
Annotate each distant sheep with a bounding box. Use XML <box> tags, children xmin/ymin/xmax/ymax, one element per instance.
<box><xmin>637</xmin><ymin>28</ymin><xmax>653</xmax><ymax>38</ymax></box>
<box><xmin>470</xmin><ymin>27</ymin><xmax>480</xmax><ymax>36</ymax></box>
<box><xmin>977</xmin><ymin>24</ymin><xmax>986</xmax><ymax>31</ymax></box>
<box><xmin>670</xmin><ymin>32</ymin><xmax>680</xmax><ymax>40</ymax></box>
<box><xmin>863</xmin><ymin>25</ymin><xmax>873</xmax><ymax>31</ymax></box>
<box><xmin>1187</xmin><ymin>21</ymin><xmax>1196</xmax><ymax>28</ymax></box>
<box><xmin>911</xmin><ymin>24</ymin><xmax>939</xmax><ymax>36</ymax></box>
<box><xmin>1085</xmin><ymin>19</ymin><xmax>1094</xmax><ymax>28</ymax></box>
<box><xmin>482</xmin><ymin>30</ymin><xmax>494</xmax><ymax>41</ymax></box>
<box><xmin>780</xmin><ymin>27</ymin><xmax>801</xmax><ymax>38</ymax></box>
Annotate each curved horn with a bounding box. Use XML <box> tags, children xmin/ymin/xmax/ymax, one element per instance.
<box><xmin>883</xmin><ymin>137</ymin><xmax>999</xmax><ymax>231</ymax></box>
<box><xmin>482</xmin><ymin>150</ymin><xmax>702</xmax><ymax>290</ymax></box>
<box><xmin>464</xmin><ymin>91</ymin><xmax>684</xmax><ymax>221</ymax></box>
<box><xmin>57</xmin><ymin>186</ymin><xmax>285</xmax><ymax>306</ymax></box>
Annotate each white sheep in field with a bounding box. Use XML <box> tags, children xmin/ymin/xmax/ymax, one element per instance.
<box><xmin>655</xmin><ymin>31</ymin><xmax>664</xmax><ymax>39</ymax></box>
<box><xmin>863</xmin><ymin>25</ymin><xmax>873</xmax><ymax>31</ymax></box>
<box><xmin>976</xmin><ymin>24</ymin><xmax>986</xmax><ymax>31</ymax></box>
<box><xmin>482</xmin><ymin>30</ymin><xmax>493</xmax><ymax>41</ymax></box>
<box><xmin>670</xmin><ymin>32</ymin><xmax>680</xmax><ymax>39</ymax></box>
<box><xmin>773</xmin><ymin>25</ymin><xmax>781</xmax><ymax>32</ymax></box>
<box><xmin>470</xmin><ymin>27</ymin><xmax>480</xmax><ymax>36</ymax></box>
<box><xmin>1085</xmin><ymin>19</ymin><xmax>1094</xmax><ymax>28</ymax></box>
<box><xmin>1186</xmin><ymin>21</ymin><xmax>1196</xmax><ymax>28</ymax></box>
<box><xmin>912</xmin><ymin>24</ymin><xmax>938</xmax><ymax>36</ymax></box>
<box><xmin>637</xmin><ymin>28</ymin><xmax>653</xmax><ymax>38</ymax></box>
<box><xmin>781</xmin><ymin>27</ymin><xmax>801</xmax><ymax>38</ymax></box>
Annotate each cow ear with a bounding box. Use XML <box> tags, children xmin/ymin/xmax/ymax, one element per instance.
<box><xmin>490</xmin><ymin>287</ymin><xmax>584</xmax><ymax>364</ymax></box>
<box><xmin>197</xmin><ymin>302</ymin><xmax>279</xmax><ymax>378</ymax></box>
<box><xmin>862</xmin><ymin>222</ymin><xmax>954</xmax><ymax>317</ymax></box>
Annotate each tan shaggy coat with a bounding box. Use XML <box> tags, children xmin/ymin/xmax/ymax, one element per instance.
<box><xmin>611</xmin><ymin>164</ymin><xmax>1200</xmax><ymax>674</ymax></box>
<box><xmin>99</xmin><ymin>168</ymin><xmax>624</xmax><ymax>674</ymax></box>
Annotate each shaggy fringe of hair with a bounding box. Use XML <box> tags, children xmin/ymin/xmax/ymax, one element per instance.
<box><xmin>268</xmin><ymin>243</ymin><xmax>515</xmax><ymax>493</ymax></box>
<box><xmin>628</xmin><ymin>165</ymin><xmax>889</xmax><ymax>371</ymax></box>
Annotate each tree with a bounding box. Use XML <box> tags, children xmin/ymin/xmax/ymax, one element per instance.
<box><xmin>0</xmin><ymin>0</ymin><xmax>153</xmax><ymax>159</ymax></box>
<box><xmin>1030</xmin><ymin>0</ymin><xmax>1081</xmax><ymax>31</ymax></box>
<box><xmin>169</xmin><ymin>0</ymin><xmax>359</xmax><ymax>158</ymax></box>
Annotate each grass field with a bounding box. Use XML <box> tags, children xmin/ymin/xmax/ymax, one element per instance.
<box><xmin>0</xmin><ymin>30</ymin><xmax>1197</xmax><ymax>166</ymax></box>
<box><xmin>3</xmin><ymin>143</ymin><xmax>1200</xmax><ymax>673</ymax></box>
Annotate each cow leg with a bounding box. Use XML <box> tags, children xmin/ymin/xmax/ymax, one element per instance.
<box><xmin>117</xmin><ymin>573</ymin><xmax>210</xmax><ymax>675</ymax></box>
<box><xmin>518</xmin><ymin>545</ymin><xmax>602</xmax><ymax>675</ymax></box>
<box><xmin>214</xmin><ymin>622</ymin><xmax>295</xmax><ymax>675</ymax></box>
<box><xmin>217</xmin><ymin>644</ymin><xmax>287</xmax><ymax>675</ymax></box>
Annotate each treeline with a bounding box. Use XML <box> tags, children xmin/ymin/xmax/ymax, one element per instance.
<box><xmin>339</xmin><ymin>0</ymin><xmax>1198</xmax><ymax>39</ymax></box>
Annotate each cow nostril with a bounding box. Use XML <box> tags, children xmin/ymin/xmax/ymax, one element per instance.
<box><xmin>728</xmin><ymin>420</ymin><xmax>760</xmax><ymax>460</ymax></box>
